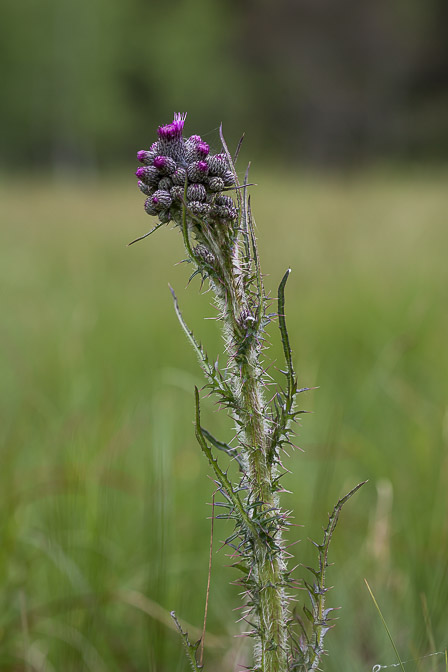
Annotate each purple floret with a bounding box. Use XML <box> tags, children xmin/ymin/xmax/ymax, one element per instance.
<box><xmin>135</xmin><ymin>167</ymin><xmax>146</xmax><ymax>178</ymax></box>
<box><xmin>153</xmin><ymin>155</ymin><xmax>167</xmax><ymax>169</ymax></box>
<box><xmin>158</xmin><ymin>112</ymin><xmax>187</xmax><ymax>140</ymax></box>
<box><xmin>198</xmin><ymin>161</ymin><xmax>208</xmax><ymax>173</ymax></box>
<box><xmin>197</xmin><ymin>142</ymin><xmax>209</xmax><ymax>158</ymax></box>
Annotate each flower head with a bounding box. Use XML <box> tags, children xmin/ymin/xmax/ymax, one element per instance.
<box><xmin>157</xmin><ymin>112</ymin><xmax>187</xmax><ymax>141</ymax></box>
<box><xmin>135</xmin><ymin>113</ymin><xmax>236</xmax><ymax>227</ymax></box>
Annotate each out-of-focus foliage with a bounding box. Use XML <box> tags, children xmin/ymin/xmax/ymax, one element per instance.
<box><xmin>1</xmin><ymin>0</ymin><xmax>448</xmax><ymax>170</ymax></box>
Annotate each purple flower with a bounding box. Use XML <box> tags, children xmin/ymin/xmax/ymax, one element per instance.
<box><xmin>157</xmin><ymin>112</ymin><xmax>187</xmax><ymax>141</ymax></box>
<box><xmin>153</xmin><ymin>156</ymin><xmax>165</xmax><ymax>168</ymax></box>
<box><xmin>185</xmin><ymin>135</ymin><xmax>209</xmax><ymax>161</ymax></box>
<box><xmin>153</xmin><ymin>155</ymin><xmax>176</xmax><ymax>175</ymax></box>
<box><xmin>197</xmin><ymin>142</ymin><xmax>209</xmax><ymax>158</ymax></box>
<box><xmin>187</xmin><ymin>160</ymin><xmax>209</xmax><ymax>182</ymax></box>
<box><xmin>137</xmin><ymin>142</ymin><xmax>161</xmax><ymax>165</ymax></box>
<box><xmin>135</xmin><ymin>165</ymin><xmax>160</xmax><ymax>187</ymax></box>
<box><xmin>136</xmin><ymin>114</ymin><xmax>237</xmax><ymax>226</ymax></box>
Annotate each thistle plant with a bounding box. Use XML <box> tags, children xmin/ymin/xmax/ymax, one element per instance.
<box><xmin>132</xmin><ymin>113</ymin><xmax>365</xmax><ymax>672</ymax></box>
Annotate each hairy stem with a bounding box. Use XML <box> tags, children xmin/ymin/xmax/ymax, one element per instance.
<box><xmin>209</xmin><ymin>224</ymin><xmax>288</xmax><ymax>672</ymax></box>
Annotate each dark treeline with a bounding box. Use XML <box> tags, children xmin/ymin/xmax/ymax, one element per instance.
<box><xmin>2</xmin><ymin>0</ymin><xmax>447</xmax><ymax>171</ymax></box>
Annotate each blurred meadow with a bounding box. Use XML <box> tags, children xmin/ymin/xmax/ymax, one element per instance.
<box><xmin>1</xmin><ymin>1</ymin><xmax>448</xmax><ymax>671</ymax></box>
<box><xmin>2</xmin><ymin>170</ymin><xmax>448</xmax><ymax>671</ymax></box>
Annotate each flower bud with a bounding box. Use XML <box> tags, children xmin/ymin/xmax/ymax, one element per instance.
<box><xmin>207</xmin><ymin>153</ymin><xmax>228</xmax><ymax>176</ymax></box>
<box><xmin>150</xmin><ymin>190</ymin><xmax>173</xmax><ymax>211</ymax></box>
<box><xmin>210</xmin><ymin>204</ymin><xmax>237</xmax><ymax>220</ymax></box>
<box><xmin>189</xmin><ymin>201</ymin><xmax>211</xmax><ymax>218</ymax></box>
<box><xmin>207</xmin><ymin>176</ymin><xmax>225</xmax><ymax>192</ymax></box>
<box><xmin>144</xmin><ymin>197</ymin><xmax>158</xmax><ymax>216</ymax></box>
<box><xmin>186</xmin><ymin>138</ymin><xmax>210</xmax><ymax>162</ymax></box>
<box><xmin>194</xmin><ymin>244</ymin><xmax>215</xmax><ymax>266</ymax></box>
<box><xmin>138</xmin><ymin>180</ymin><xmax>155</xmax><ymax>196</ymax></box>
<box><xmin>215</xmin><ymin>194</ymin><xmax>234</xmax><ymax>208</ymax></box>
<box><xmin>136</xmin><ymin>166</ymin><xmax>160</xmax><ymax>187</ymax></box>
<box><xmin>196</xmin><ymin>142</ymin><xmax>209</xmax><ymax>157</ymax></box>
<box><xmin>158</xmin><ymin>177</ymin><xmax>172</xmax><ymax>191</ymax></box>
<box><xmin>170</xmin><ymin>186</ymin><xmax>184</xmax><ymax>201</ymax></box>
<box><xmin>222</xmin><ymin>170</ymin><xmax>235</xmax><ymax>186</ymax></box>
<box><xmin>187</xmin><ymin>161</ymin><xmax>209</xmax><ymax>183</ymax></box>
<box><xmin>158</xmin><ymin>209</ymin><xmax>172</xmax><ymax>224</ymax></box>
<box><xmin>187</xmin><ymin>183</ymin><xmax>206</xmax><ymax>202</ymax></box>
<box><xmin>137</xmin><ymin>148</ymin><xmax>158</xmax><ymax>165</ymax></box>
<box><xmin>171</xmin><ymin>167</ymin><xmax>187</xmax><ymax>186</ymax></box>
<box><xmin>153</xmin><ymin>155</ymin><xmax>177</xmax><ymax>175</ymax></box>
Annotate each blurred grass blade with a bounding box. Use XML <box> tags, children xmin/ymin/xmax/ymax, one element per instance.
<box><xmin>364</xmin><ymin>579</ymin><xmax>406</xmax><ymax>672</ymax></box>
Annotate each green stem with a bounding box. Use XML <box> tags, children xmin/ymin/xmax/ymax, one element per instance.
<box><xmin>212</xmin><ymin>229</ymin><xmax>288</xmax><ymax>672</ymax></box>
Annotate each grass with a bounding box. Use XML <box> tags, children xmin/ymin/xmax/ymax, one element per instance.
<box><xmin>1</xmin><ymin>169</ymin><xmax>447</xmax><ymax>671</ymax></box>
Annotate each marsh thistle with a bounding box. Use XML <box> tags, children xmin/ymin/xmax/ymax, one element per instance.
<box><xmin>132</xmin><ymin>113</ymin><xmax>365</xmax><ymax>672</ymax></box>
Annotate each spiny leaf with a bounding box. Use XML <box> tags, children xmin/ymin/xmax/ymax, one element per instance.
<box><xmin>247</xmin><ymin>196</ymin><xmax>265</xmax><ymax>328</ymax></box>
<box><xmin>170</xmin><ymin>288</ymin><xmax>237</xmax><ymax>409</ymax></box>
<box><xmin>127</xmin><ymin>221</ymin><xmax>165</xmax><ymax>246</ymax></box>
<box><xmin>303</xmin><ymin>605</ymin><xmax>314</xmax><ymax>623</ymax></box>
<box><xmin>241</xmin><ymin>163</ymin><xmax>252</xmax><ymax>268</ymax></box>
<box><xmin>299</xmin><ymin>481</ymin><xmax>367</xmax><ymax>672</ymax></box>
<box><xmin>194</xmin><ymin>388</ymin><xmax>259</xmax><ymax>541</ymax></box>
<box><xmin>278</xmin><ymin>268</ymin><xmax>295</xmax><ymax>400</ymax></box>
<box><xmin>233</xmin><ymin>133</ymin><xmax>245</xmax><ymax>163</ymax></box>
<box><xmin>200</xmin><ymin>427</ymin><xmax>244</xmax><ymax>471</ymax></box>
<box><xmin>171</xmin><ymin>611</ymin><xmax>203</xmax><ymax>672</ymax></box>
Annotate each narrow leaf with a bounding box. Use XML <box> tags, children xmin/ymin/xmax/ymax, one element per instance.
<box><xmin>171</xmin><ymin>611</ymin><xmax>203</xmax><ymax>672</ymax></box>
<box><xmin>127</xmin><ymin>221</ymin><xmax>165</xmax><ymax>246</ymax></box>
<box><xmin>278</xmin><ymin>268</ymin><xmax>295</xmax><ymax>398</ymax></box>
<box><xmin>201</xmin><ymin>427</ymin><xmax>244</xmax><ymax>471</ymax></box>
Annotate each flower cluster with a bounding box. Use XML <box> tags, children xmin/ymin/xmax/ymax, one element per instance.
<box><xmin>135</xmin><ymin>113</ymin><xmax>237</xmax><ymax>226</ymax></box>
